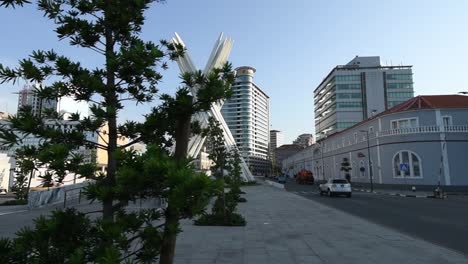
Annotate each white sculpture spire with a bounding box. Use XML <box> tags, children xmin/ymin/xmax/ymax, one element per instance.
<box><xmin>171</xmin><ymin>32</ymin><xmax>254</xmax><ymax>182</ymax></box>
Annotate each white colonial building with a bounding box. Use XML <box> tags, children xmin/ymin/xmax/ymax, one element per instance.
<box><xmin>284</xmin><ymin>95</ymin><xmax>468</xmax><ymax>190</ymax></box>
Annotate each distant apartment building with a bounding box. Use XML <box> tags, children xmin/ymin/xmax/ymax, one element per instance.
<box><xmin>0</xmin><ymin>119</ymin><xmax>132</xmax><ymax>190</ymax></box>
<box><xmin>314</xmin><ymin>56</ymin><xmax>414</xmax><ymax>140</ymax></box>
<box><xmin>221</xmin><ymin>66</ymin><xmax>270</xmax><ymax>175</ymax></box>
<box><xmin>293</xmin><ymin>133</ymin><xmax>315</xmax><ymax>148</ymax></box>
<box><xmin>0</xmin><ymin>119</ymin><xmax>98</xmax><ymax>190</ymax></box>
<box><xmin>17</xmin><ymin>84</ymin><xmax>57</xmax><ymax>117</ymax></box>
<box><xmin>274</xmin><ymin>144</ymin><xmax>304</xmax><ymax>170</ymax></box>
<box><xmin>269</xmin><ymin>130</ymin><xmax>283</xmax><ymax>163</ymax></box>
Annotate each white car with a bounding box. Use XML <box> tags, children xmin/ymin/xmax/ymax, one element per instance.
<box><xmin>319</xmin><ymin>179</ymin><xmax>352</xmax><ymax>197</ymax></box>
<box><xmin>0</xmin><ymin>189</ymin><xmax>7</xmax><ymax>195</ymax></box>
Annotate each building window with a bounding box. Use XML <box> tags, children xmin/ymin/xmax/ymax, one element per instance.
<box><xmin>387</xmin><ymin>83</ymin><xmax>413</xmax><ymax>89</ymax></box>
<box><xmin>336</xmin><ymin>84</ymin><xmax>361</xmax><ymax>90</ymax></box>
<box><xmin>335</xmin><ymin>75</ymin><xmax>361</xmax><ymax>82</ymax></box>
<box><xmin>393</xmin><ymin>151</ymin><xmax>422</xmax><ymax>178</ymax></box>
<box><xmin>386</xmin><ymin>74</ymin><xmax>412</xmax><ymax>80</ymax></box>
<box><xmin>336</xmin><ymin>93</ymin><xmax>362</xmax><ymax>99</ymax></box>
<box><xmin>336</xmin><ymin>122</ymin><xmax>358</xmax><ymax>129</ymax></box>
<box><xmin>391</xmin><ymin>118</ymin><xmax>418</xmax><ymax>129</ymax></box>
<box><xmin>387</xmin><ymin>92</ymin><xmax>414</xmax><ymax>98</ymax></box>
<box><xmin>442</xmin><ymin>116</ymin><xmax>452</xmax><ymax>127</ymax></box>
<box><xmin>336</xmin><ymin>102</ymin><xmax>362</xmax><ymax>108</ymax></box>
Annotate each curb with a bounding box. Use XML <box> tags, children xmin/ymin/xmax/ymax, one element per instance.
<box><xmin>265</xmin><ymin>180</ymin><xmax>285</xmax><ymax>190</ymax></box>
<box><xmin>352</xmin><ymin>188</ymin><xmax>443</xmax><ymax>199</ymax></box>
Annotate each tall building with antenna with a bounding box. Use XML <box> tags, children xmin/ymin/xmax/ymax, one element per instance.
<box><xmin>314</xmin><ymin>56</ymin><xmax>414</xmax><ymax>140</ymax></box>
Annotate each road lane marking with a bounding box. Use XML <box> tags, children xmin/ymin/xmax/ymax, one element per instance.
<box><xmin>0</xmin><ymin>210</ymin><xmax>27</xmax><ymax>216</ymax></box>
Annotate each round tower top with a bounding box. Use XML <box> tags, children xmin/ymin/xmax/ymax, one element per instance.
<box><xmin>235</xmin><ymin>66</ymin><xmax>256</xmax><ymax>76</ymax></box>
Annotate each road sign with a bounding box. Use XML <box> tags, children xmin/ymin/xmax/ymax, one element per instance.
<box><xmin>400</xmin><ymin>163</ymin><xmax>409</xmax><ymax>171</ymax></box>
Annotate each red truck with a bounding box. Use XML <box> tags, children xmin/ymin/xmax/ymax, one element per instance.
<box><xmin>295</xmin><ymin>169</ymin><xmax>314</xmax><ymax>185</ymax></box>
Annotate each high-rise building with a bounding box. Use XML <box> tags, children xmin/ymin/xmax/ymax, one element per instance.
<box><xmin>17</xmin><ymin>84</ymin><xmax>57</xmax><ymax>117</ymax></box>
<box><xmin>221</xmin><ymin>66</ymin><xmax>270</xmax><ymax>175</ymax></box>
<box><xmin>314</xmin><ymin>56</ymin><xmax>414</xmax><ymax>139</ymax></box>
<box><xmin>293</xmin><ymin>133</ymin><xmax>314</xmax><ymax>148</ymax></box>
<box><xmin>269</xmin><ymin>130</ymin><xmax>283</xmax><ymax>172</ymax></box>
<box><xmin>269</xmin><ymin>130</ymin><xmax>283</xmax><ymax>155</ymax></box>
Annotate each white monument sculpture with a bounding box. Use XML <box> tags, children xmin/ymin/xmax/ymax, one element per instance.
<box><xmin>171</xmin><ymin>32</ymin><xmax>254</xmax><ymax>182</ymax></box>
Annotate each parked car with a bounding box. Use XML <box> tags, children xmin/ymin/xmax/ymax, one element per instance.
<box><xmin>295</xmin><ymin>169</ymin><xmax>314</xmax><ymax>185</ymax></box>
<box><xmin>0</xmin><ymin>189</ymin><xmax>7</xmax><ymax>195</ymax></box>
<box><xmin>319</xmin><ymin>179</ymin><xmax>352</xmax><ymax>197</ymax></box>
<box><xmin>277</xmin><ymin>175</ymin><xmax>286</xmax><ymax>184</ymax></box>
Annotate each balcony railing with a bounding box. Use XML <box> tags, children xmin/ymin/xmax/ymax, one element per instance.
<box><xmin>444</xmin><ymin>125</ymin><xmax>468</xmax><ymax>132</ymax></box>
<box><xmin>378</xmin><ymin>125</ymin><xmax>468</xmax><ymax>137</ymax></box>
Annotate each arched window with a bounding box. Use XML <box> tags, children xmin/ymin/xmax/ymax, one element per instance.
<box><xmin>393</xmin><ymin>151</ymin><xmax>422</xmax><ymax>178</ymax></box>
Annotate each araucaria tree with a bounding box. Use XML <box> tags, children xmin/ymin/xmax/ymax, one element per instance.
<box><xmin>0</xmin><ymin>0</ymin><xmax>234</xmax><ymax>263</ymax></box>
<box><xmin>194</xmin><ymin>118</ymin><xmax>246</xmax><ymax>226</ymax></box>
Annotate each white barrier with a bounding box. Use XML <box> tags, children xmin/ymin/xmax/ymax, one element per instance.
<box><xmin>265</xmin><ymin>180</ymin><xmax>285</xmax><ymax>189</ymax></box>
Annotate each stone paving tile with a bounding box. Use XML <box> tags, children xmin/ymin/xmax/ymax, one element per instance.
<box><xmin>173</xmin><ymin>184</ymin><xmax>468</xmax><ymax>264</ymax></box>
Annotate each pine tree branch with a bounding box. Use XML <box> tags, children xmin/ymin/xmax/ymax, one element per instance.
<box><xmin>87</xmin><ymin>45</ymin><xmax>105</xmax><ymax>55</ymax></box>
<box><xmin>83</xmin><ymin>210</ymin><xmax>103</xmax><ymax>215</ymax></box>
<box><xmin>96</xmin><ymin>130</ymin><xmax>108</xmax><ymax>145</ymax></box>
<box><xmin>118</xmin><ymin>137</ymin><xmax>142</xmax><ymax>150</ymax></box>
<box><xmin>118</xmin><ymin>97</ymin><xmax>135</xmax><ymax>102</ymax></box>
<box><xmin>84</xmin><ymin>139</ymin><xmax>108</xmax><ymax>150</ymax></box>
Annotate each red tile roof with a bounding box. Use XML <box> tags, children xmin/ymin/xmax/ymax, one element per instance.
<box><xmin>384</xmin><ymin>95</ymin><xmax>468</xmax><ymax>114</ymax></box>
<box><xmin>316</xmin><ymin>95</ymin><xmax>468</xmax><ymax>141</ymax></box>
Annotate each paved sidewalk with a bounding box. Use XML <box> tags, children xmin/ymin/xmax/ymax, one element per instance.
<box><xmin>174</xmin><ymin>184</ymin><xmax>467</xmax><ymax>264</ymax></box>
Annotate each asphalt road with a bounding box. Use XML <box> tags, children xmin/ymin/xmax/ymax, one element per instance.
<box><xmin>285</xmin><ymin>180</ymin><xmax>468</xmax><ymax>256</ymax></box>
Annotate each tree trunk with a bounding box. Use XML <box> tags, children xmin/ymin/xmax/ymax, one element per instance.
<box><xmin>173</xmin><ymin>116</ymin><xmax>191</xmax><ymax>161</ymax></box>
<box><xmin>159</xmin><ymin>207</ymin><xmax>178</xmax><ymax>264</ymax></box>
<box><xmin>102</xmin><ymin>0</ymin><xmax>117</xmax><ymax>222</ymax></box>
<box><xmin>221</xmin><ymin>159</ymin><xmax>226</xmax><ymax>221</ymax></box>
<box><xmin>25</xmin><ymin>168</ymin><xmax>35</xmax><ymax>200</ymax></box>
<box><xmin>160</xmin><ymin>115</ymin><xmax>191</xmax><ymax>264</ymax></box>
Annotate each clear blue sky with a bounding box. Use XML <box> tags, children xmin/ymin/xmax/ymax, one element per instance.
<box><xmin>1</xmin><ymin>0</ymin><xmax>467</xmax><ymax>143</ymax></box>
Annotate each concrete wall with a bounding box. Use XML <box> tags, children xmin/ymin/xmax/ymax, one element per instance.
<box><xmin>28</xmin><ymin>181</ymin><xmax>89</xmax><ymax>209</ymax></box>
<box><xmin>0</xmin><ymin>154</ymin><xmax>14</xmax><ymax>191</ymax></box>
<box><xmin>365</xmin><ymin>70</ymin><xmax>386</xmax><ymax>116</ymax></box>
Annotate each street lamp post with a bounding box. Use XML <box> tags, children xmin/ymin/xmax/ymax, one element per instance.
<box><xmin>360</xmin><ymin>130</ymin><xmax>374</xmax><ymax>192</ymax></box>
